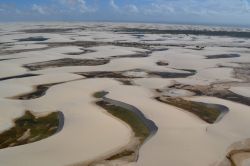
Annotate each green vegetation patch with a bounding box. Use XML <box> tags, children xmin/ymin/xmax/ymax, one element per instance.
<box><xmin>0</xmin><ymin>111</ymin><xmax>62</xmax><ymax>149</ymax></box>
<box><xmin>96</xmin><ymin>100</ymin><xmax>150</xmax><ymax>143</ymax></box>
<box><xmin>24</xmin><ymin>58</ymin><xmax>110</xmax><ymax>71</ymax></box>
<box><xmin>93</xmin><ymin>91</ymin><xmax>108</xmax><ymax>98</ymax></box>
<box><xmin>107</xmin><ymin>150</ymin><xmax>135</xmax><ymax>160</ymax></box>
<box><xmin>157</xmin><ymin>97</ymin><xmax>221</xmax><ymax>123</ymax></box>
<box><xmin>13</xmin><ymin>83</ymin><xmax>58</xmax><ymax>100</ymax></box>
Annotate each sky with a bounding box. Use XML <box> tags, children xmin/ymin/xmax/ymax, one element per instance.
<box><xmin>0</xmin><ymin>0</ymin><xmax>250</xmax><ymax>26</ymax></box>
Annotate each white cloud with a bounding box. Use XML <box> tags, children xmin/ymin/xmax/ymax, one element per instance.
<box><xmin>242</xmin><ymin>0</ymin><xmax>250</xmax><ymax>11</ymax></box>
<box><xmin>141</xmin><ymin>0</ymin><xmax>250</xmax><ymax>16</ymax></box>
<box><xmin>143</xmin><ymin>3</ymin><xmax>175</xmax><ymax>15</ymax></box>
<box><xmin>1</xmin><ymin>0</ymin><xmax>250</xmax><ymax>24</ymax></box>
<box><xmin>126</xmin><ymin>4</ymin><xmax>139</xmax><ymax>13</ymax></box>
<box><xmin>109</xmin><ymin>1</ymin><xmax>139</xmax><ymax>14</ymax></box>
<box><xmin>61</xmin><ymin>0</ymin><xmax>97</xmax><ymax>13</ymax></box>
<box><xmin>32</xmin><ymin>4</ymin><xmax>47</xmax><ymax>15</ymax></box>
<box><xmin>110</xmin><ymin>0</ymin><xmax>119</xmax><ymax>10</ymax></box>
<box><xmin>0</xmin><ymin>3</ymin><xmax>17</xmax><ymax>13</ymax></box>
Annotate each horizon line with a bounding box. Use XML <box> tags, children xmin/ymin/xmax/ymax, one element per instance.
<box><xmin>1</xmin><ymin>20</ymin><xmax>250</xmax><ymax>28</ymax></box>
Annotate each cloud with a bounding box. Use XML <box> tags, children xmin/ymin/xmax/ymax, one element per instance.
<box><xmin>61</xmin><ymin>0</ymin><xmax>97</xmax><ymax>13</ymax></box>
<box><xmin>110</xmin><ymin>0</ymin><xmax>119</xmax><ymax>10</ymax></box>
<box><xmin>0</xmin><ymin>3</ymin><xmax>17</xmax><ymax>13</ymax></box>
<box><xmin>144</xmin><ymin>3</ymin><xmax>175</xmax><ymax>15</ymax></box>
<box><xmin>242</xmin><ymin>0</ymin><xmax>250</xmax><ymax>11</ymax></box>
<box><xmin>1</xmin><ymin>0</ymin><xmax>250</xmax><ymax>25</ymax></box>
<box><xmin>109</xmin><ymin>1</ymin><xmax>139</xmax><ymax>14</ymax></box>
<box><xmin>32</xmin><ymin>4</ymin><xmax>47</xmax><ymax>15</ymax></box>
<box><xmin>125</xmin><ymin>4</ymin><xmax>139</xmax><ymax>13</ymax></box>
<box><xmin>141</xmin><ymin>0</ymin><xmax>250</xmax><ymax>17</ymax></box>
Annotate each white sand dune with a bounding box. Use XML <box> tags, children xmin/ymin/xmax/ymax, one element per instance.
<box><xmin>0</xmin><ymin>79</ymin><xmax>132</xmax><ymax>166</ymax></box>
<box><xmin>0</xmin><ymin>22</ymin><xmax>250</xmax><ymax>166</ymax></box>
